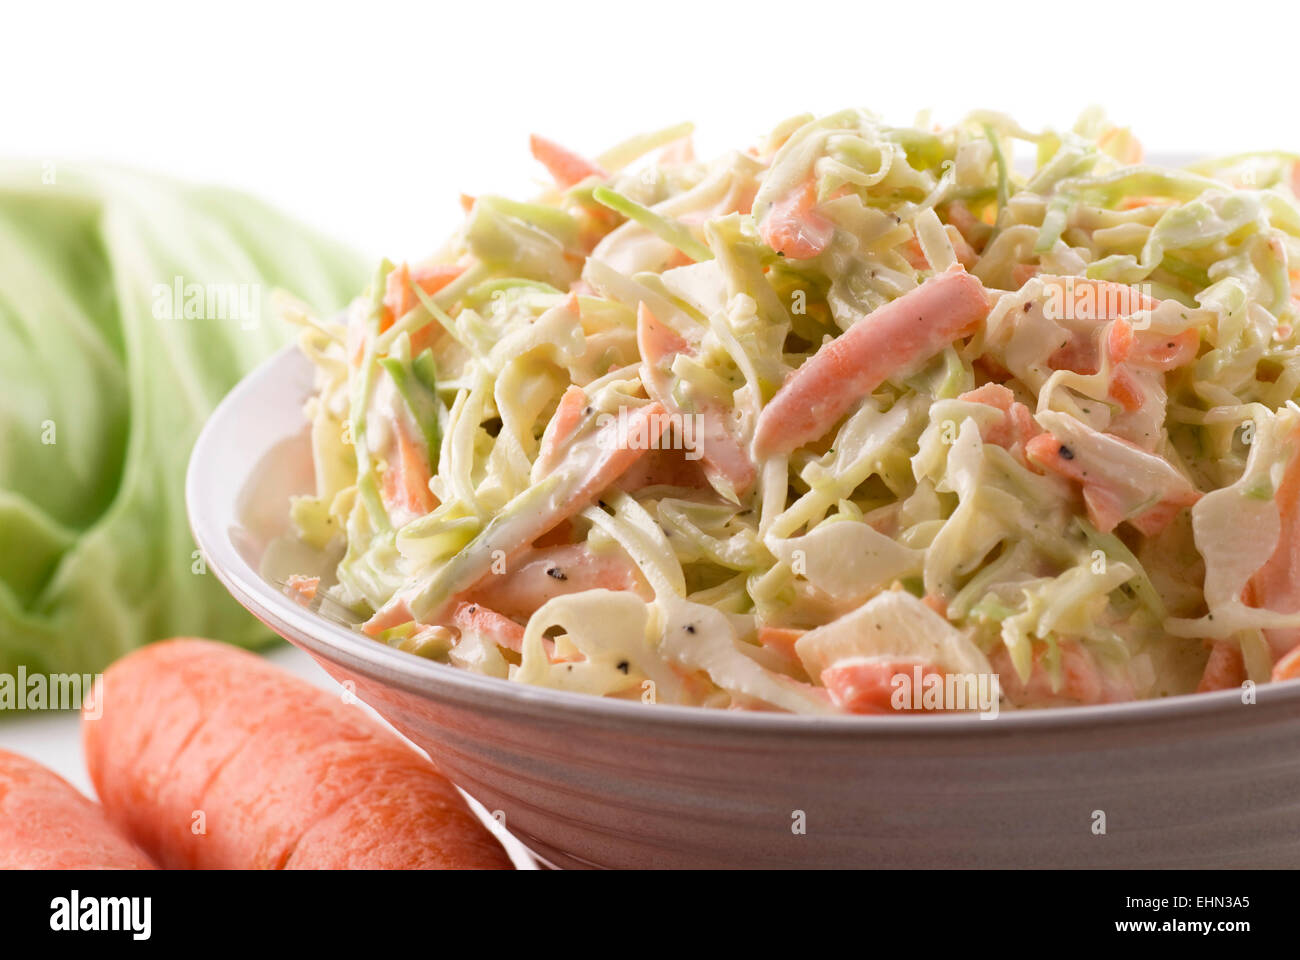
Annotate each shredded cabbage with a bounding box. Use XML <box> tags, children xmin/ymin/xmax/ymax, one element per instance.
<box><xmin>285</xmin><ymin>107</ymin><xmax>1300</xmax><ymax>713</ymax></box>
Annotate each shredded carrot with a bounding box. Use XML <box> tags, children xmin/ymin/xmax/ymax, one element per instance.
<box><xmin>285</xmin><ymin>574</ymin><xmax>320</xmax><ymax>604</ymax></box>
<box><xmin>529</xmin><ymin>134</ymin><xmax>606</xmax><ymax>189</ymax></box>
<box><xmin>759</xmin><ymin>179</ymin><xmax>833</xmax><ymax>260</ymax></box>
<box><xmin>1198</xmin><ymin>638</ymin><xmax>1246</xmax><ymax>692</ymax></box>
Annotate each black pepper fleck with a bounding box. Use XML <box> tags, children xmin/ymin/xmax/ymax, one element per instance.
<box><xmin>617</xmin><ymin>660</ymin><xmax>630</xmax><ymax>674</ymax></box>
<box><xmin>1059</xmin><ymin>445</ymin><xmax>1074</xmax><ymax>460</ymax></box>
<box><xmin>546</xmin><ymin>566</ymin><xmax>567</xmax><ymax>581</ymax></box>
<box><xmin>684</xmin><ymin>624</ymin><xmax>696</xmax><ymax>634</ymax></box>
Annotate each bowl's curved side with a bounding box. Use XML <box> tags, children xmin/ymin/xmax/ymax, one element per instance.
<box><xmin>243</xmin><ymin>585</ymin><xmax>1300</xmax><ymax>868</ymax></box>
<box><xmin>213</xmin><ymin>538</ymin><xmax>1300</xmax><ymax>868</ymax></box>
<box><xmin>190</xmin><ymin>347</ymin><xmax>1300</xmax><ymax>868</ymax></box>
<box><xmin>389</xmin><ymin>690</ymin><xmax>1300</xmax><ymax>869</ymax></box>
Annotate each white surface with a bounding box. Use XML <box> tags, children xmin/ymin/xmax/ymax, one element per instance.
<box><xmin>6</xmin><ymin>0</ymin><xmax>1294</xmax><ymax>261</ymax></box>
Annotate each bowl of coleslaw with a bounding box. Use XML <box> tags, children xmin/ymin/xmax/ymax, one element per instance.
<box><xmin>190</xmin><ymin>109</ymin><xmax>1300</xmax><ymax>867</ymax></box>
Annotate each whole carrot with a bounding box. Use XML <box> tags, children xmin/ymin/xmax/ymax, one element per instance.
<box><xmin>83</xmin><ymin>639</ymin><xmax>512</xmax><ymax>870</ymax></box>
<box><xmin>0</xmin><ymin>749</ymin><xmax>155</xmax><ymax>869</ymax></box>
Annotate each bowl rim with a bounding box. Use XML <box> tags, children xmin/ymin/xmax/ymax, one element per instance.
<box><xmin>188</xmin><ymin>344</ymin><xmax>1300</xmax><ymax>738</ymax></box>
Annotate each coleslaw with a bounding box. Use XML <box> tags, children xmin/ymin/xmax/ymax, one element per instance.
<box><xmin>280</xmin><ymin>108</ymin><xmax>1300</xmax><ymax>714</ymax></box>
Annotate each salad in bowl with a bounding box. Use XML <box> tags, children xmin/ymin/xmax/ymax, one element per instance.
<box><xmin>276</xmin><ymin>108</ymin><xmax>1300</xmax><ymax>715</ymax></box>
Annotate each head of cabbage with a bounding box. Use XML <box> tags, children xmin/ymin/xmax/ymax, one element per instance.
<box><xmin>0</xmin><ymin>163</ymin><xmax>366</xmax><ymax>675</ymax></box>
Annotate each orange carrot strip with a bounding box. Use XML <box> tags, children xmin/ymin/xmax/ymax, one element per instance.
<box><xmin>902</xmin><ymin>236</ymin><xmax>929</xmax><ymax>271</ymax></box>
<box><xmin>637</xmin><ymin>303</ymin><xmax>755</xmax><ymax>496</ymax></box>
<box><xmin>759</xmin><ymin>180</ymin><xmax>834</xmax><ymax>260</ymax></box>
<box><xmin>1246</xmin><ymin>427</ymin><xmax>1300</xmax><ymax>660</ymax></box>
<box><xmin>1044</xmin><ymin>276</ymin><xmax>1157</xmax><ymax>321</ymax></box>
<box><xmin>285</xmin><ymin>574</ymin><xmax>320</xmax><ymax>604</ymax></box>
<box><xmin>1272</xmin><ymin>644</ymin><xmax>1300</xmax><ymax>682</ymax></box>
<box><xmin>534</xmin><ymin>385</ymin><xmax>589</xmax><ymax>477</ymax></box>
<box><xmin>820</xmin><ymin>658</ymin><xmax>943</xmax><ymax>714</ymax></box>
<box><xmin>991</xmin><ymin>640</ymin><xmax>1131</xmax><ymax>706</ymax></box>
<box><xmin>1127</xmin><ymin>499</ymin><xmax>1186</xmax><ymax>537</ymax></box>
<box><xmin>757</xmin><ymin>626</ymin><xmax>806</xmax><ymax>675</ymax></box>
<box><xmin>903</xmin><ymin>225</ymin><xmax>976</xmax><ymax>271</ymax></box>
<box><xmin>382</xmin><ymin>262</ymin><xmax>467</xmax><ymax>333</ymax></box>
<box><xmin>1107</xmin><ymin>317</ymin><xmax>1136</xmax><ymax>364</ymax></box>
<box><xmin>83</xmin><ymin>639</ymin><xmax>512</xmax><ymax>869</ymax></box>
<box><xmin>957</xmin><ymin>383</ymin><xmax>1040</xmax><ymax>456</ymax></box>
<box><xmin>1025</xmin><ymin>431</ymin><xmax>1199</xmax><ymax>535</ymax></box>
<box><xmin>754</xmin><ymin>268</ymin><xmax>991</xmax><ymax>457</ymax></box>
<box><xmin>1129</xmin><ymin>328</ymin><xmax>1199</xmax><ymax>371</ymax></box>
<box><xmin>450</xmin><ymin>600</ymin><xmax>575</xmax><ymax>663</ymax></box>
<box><xmin>529</xmin><ymin>133</ymin><xmax>606</xmax><ymax>189</ymax></box>
<box><xmin>451</xmin><ymin>601</ymin><xmax>527</xmax><ymax>654</ymax></box>
<box><xmin>467</xmin><ymin>543</ymin><xmax>652</xmax><ymax>622</ymax></box>
<box><xmin>533</xmin><ymin>517</ymin><xmax>575</xmax><ymax>548</ymax></box>
<box><xmin>946</xmin><ymin>225</ymin><xmax>978</xmax><ymax>270</ymax></box>
<box><xmin>1107</xmin><ymin>366</ymin><xmax>1146</xmax><ymax>412</ymax></box>
<box><xmin>365</xmin><ymin>402</ymin><xmax>670</xmax><ymax>635</ymax></box>
<box><xmin>1197</xmin><ymin>638</ymin><xmax>1246</xmax><ymax>692</ymax></box>
<box><xmin>381</xmin><ymin>417</ymin><xmax>437</xmax><ymax>517</ymax></box>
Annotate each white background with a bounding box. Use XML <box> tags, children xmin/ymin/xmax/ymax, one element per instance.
<box><xmin>7</xmin><ymin>0</ymin><xmax>1293</xmax><ymax>261</ymax></box>
<box><xmin>1</xmin><ymin>0</ymin><xmax>1294</xmax><ymax>866</ymax></box>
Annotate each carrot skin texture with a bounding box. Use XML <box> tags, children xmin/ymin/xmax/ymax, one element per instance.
<box><xmin>0</xmin><ymin>749</ymin><xmax>155</xmax><ymax>870</ymax></box>
<box><xmin>82</xmin><ymin>639</ymin><xmax>512</xmax><ymax>870</ymax></box>
<box><xmin>753</xmin><ymin>268</ymin><xmax>992</xmax><ymax>457</ymax></box>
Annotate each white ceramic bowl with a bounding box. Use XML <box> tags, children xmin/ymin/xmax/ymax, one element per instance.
<box><xmin>187</xmin><ymin>345</ymin><xmax>1300</xmax><ymax>868</ymax></box>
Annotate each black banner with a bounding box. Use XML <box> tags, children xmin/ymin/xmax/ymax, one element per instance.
<box><xmin>0</xmin><ymin>869</ymin><xmax>1279</xmax><ymax>946</ymax></box>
